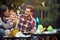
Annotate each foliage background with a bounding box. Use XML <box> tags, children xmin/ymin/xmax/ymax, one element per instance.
<box><xmin>0</xmin><ymin>0</ymin><xmax>60</xmax><ymax>28</ymax></box>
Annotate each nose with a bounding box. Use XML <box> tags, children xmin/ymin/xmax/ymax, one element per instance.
<box><xmin>25</xmin><ymin>11</ymin><xmax>27</xmax><ymax>14</ymax></box>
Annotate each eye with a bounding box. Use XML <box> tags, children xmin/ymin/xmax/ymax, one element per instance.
<box><xmin>25</xmin><ymin>11</ymin><xmax>30</xmax><ymax>13</ymax></box>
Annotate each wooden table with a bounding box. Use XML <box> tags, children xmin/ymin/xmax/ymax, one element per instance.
<box><xmin>4</xmin><ymin>36</ymin><xmax>32</xmax><ymax>40</ymax></box>
<box><xmin>4</xmin><ymin>32</ymin><xmax>59</xmax><ymax>40</ymax></box>
<box><xmin>23</xmin><ymin>32</ymin><xmax>59</xmax><ymax>40</ymax></box>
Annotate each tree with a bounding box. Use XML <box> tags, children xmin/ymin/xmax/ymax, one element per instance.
<box><xmin>38</xmin><ymin>0</ymin><xmax>60</xmax><ymax>28</ymax></box>
<box><xmin>0</xmin><ymin>0</ymin><xmax>28</xmax><ymax>10</ymax></box>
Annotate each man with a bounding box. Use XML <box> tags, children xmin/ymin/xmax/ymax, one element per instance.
<box><xmin>17</xmin><ymin>5</ymin><xmax>36</xmax><ymax>33</ymax></box>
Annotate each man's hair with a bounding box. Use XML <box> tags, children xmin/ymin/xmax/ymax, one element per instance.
<box><xmin>25</xmin><ymin>5</ymin><xmax>34</xmax><ymax>12</ymax></box>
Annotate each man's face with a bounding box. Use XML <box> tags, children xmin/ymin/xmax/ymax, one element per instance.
<box><xmin>25</xmin><ymin>8</ymin><xmax>32</xmax><ymax>17</ymax></box>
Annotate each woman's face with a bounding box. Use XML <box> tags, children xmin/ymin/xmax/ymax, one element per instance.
<box><xmin>4</xmin><ymin>9</ymin><xmax>9</xmax><ymax>17</ymax></box>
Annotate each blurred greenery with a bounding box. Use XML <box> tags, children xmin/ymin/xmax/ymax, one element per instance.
<box><xmin>39</xmin><ymin>6</ymin><xmax>50</xmax><ymax>12</ymax></box>
<box><xmin>0</xmin><ymin>0</ymin><xmax>60</xmax><ymax>28</ymax></box>
<box><xmin>6</xmin><ymin>0</ymin><xmax>27</xmax><ymax>6</ymax></box>
<box><xmin>39</xmin><ymin>0</ymin><xmax>60</xmax><ymax>28</ymax></box>
<box><xmin>0</xmin><ymin>0</ymin><xmax>28</xmax><ymax>10</ymax></box>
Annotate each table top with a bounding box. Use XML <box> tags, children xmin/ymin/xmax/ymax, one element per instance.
<box><xmin>4</xmin><ymin>31</ymin><xmax>60</xmax><ymax>39</ymax></box>
<box><xmin>23</xmin><ymin>32</ymin><xmax>60</xmax><ymax>36</ymax></box>
<box><xmin>4</xmin><ymin>36</ymin><xmax>31</xmax><ymax>39</ymax></box>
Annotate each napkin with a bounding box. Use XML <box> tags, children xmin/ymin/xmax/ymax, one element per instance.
<box><xmin>38</xmin><ymin>25</ymin><xmax>43</xmax><ymax>30</ymax></box>
<box><xmin>15</xmin><ymin>31</ymin><xmax>31</xmax><ymax>37</ymax></box>
<box><xmin>15</xmin><ymin>31</ymin><xmax>25</xmax><ymax>37</ymax></box>
<box><xmin>47</xmin><ymin>26</ymin><xmax>53</xmax><ymax>31</ymax></box>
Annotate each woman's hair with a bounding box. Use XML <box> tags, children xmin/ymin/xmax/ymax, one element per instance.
<box><xmin>0</xmin><ymin>5</ymin><xmax>8</xmax><ymax>22</ymax></box>
<box><xmin>0</xmin><ymin>5</ymin><xmax>8</xmax><ymax>17</ymax></box>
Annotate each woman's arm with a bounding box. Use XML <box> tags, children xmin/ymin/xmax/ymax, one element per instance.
<box><xmin>0</xmin><ymin>18</ymin><xmax>10</xmax><ymax>29</ymax></box>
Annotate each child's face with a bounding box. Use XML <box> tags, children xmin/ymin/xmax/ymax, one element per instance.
<box><xmin>10</xmin><ymin>11</ymin><xmax>18</xmax><ymax>22</ymax></box>
<box><xmin>10</xmin><ymin>11</ymin><xmax>17</xmax><ymax>18</ymax></box>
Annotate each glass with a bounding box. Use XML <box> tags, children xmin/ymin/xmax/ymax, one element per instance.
<box><xmin>5</xmin><ymin>29</ymin><xmax>11</xmax><ymax>36</ymax></box>
<box><xmin>12</xmin><ymin>29</ymin><xmax>19</xmax><ymax>37</ymax></box>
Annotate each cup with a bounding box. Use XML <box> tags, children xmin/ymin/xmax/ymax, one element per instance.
<box><xmin>53</xmin><ymin>29</ymin><xmax>57</xmax><ymax>33</ymax></box>
<box><xmin>12</xmin><ymin>29</ymin><xmax>19</xmax><ymax>36</ymax></box>
<box><xmin>5</xmin><ymin>29</ymin><xmax>11</xmax><ymax>36</ymax></box>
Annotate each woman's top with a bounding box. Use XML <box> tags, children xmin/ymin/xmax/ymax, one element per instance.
<box><xmin>0</xmin><ymin>17</ymin><xmax>10</xmax><ymax>29</ymax></box>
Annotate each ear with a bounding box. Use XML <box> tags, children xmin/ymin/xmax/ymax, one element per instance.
<box><xmin>31</xmin><ymin>12</ymin><xmax>32</xmax><ymax>14</ymax></box>
<box><xmin>30</xmin><ymin>12</ymin><xmax>32</xmax><ymax>15</ymax></box>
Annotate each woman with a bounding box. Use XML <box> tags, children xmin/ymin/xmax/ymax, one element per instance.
<box><xmin>0</xmin><ymin>5</ymin><xmax>10</xmax><ymax>36</ymax></box>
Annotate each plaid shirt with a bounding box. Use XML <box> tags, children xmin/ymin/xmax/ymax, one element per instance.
<box><xmin>18</xmin><ymin>14</ymin><xmax>36</xmax><ymax>31</ymax></box>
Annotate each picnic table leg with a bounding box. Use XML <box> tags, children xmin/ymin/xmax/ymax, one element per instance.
<box><xmin>36</xmin><ymin>36</ymin><xmax>39</xmax><ymax>40</ymax></box>
<box><xmin>52</xmin><ymin>36</ymin><xmax>57</xmax><ymax>40</ymax></box>
<box><xmin>21</xmin><ymin>39</ymin><xmax>24</xmax><ymax>40</ymax></box>
<box><xmin>7</xmin><ymin>38</ymin><xmax>9</xmax><ymax>40</ymax></box>
<box><xmin>46</xmin><ymin>36</ymin><xmax>49</xmax><ymax>40</ymax></box>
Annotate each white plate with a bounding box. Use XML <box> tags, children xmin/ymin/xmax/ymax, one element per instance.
<box><xmin>43</xmin><ymin>31</ymin><xmax>52</xmax><ymax>34</ymax></box>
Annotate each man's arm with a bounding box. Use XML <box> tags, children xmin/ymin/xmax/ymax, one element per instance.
<box><xmin>31</xmin><ymin>18</ymin><xmax>36</xmax><ymax>33</ymax></box>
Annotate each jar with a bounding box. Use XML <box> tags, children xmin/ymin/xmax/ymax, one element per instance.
<box><xmin>5</xmin><ymin>29</ymin><xmax>11</xmax><ymax>36</ymax></box>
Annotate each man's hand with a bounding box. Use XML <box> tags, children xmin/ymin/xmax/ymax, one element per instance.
<box><xmin>31</xmin><ymin>30</ymin><xmax>36</xmax><ymax>33</ymax></box>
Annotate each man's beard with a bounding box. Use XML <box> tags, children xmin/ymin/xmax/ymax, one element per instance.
<box><xmin>25</xmin><ymin>14</ymin><xmax>31</xmax><ymax>17</ymax></box>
